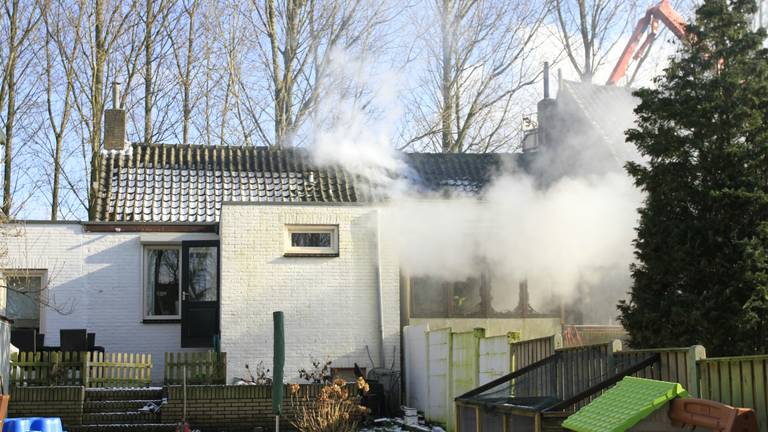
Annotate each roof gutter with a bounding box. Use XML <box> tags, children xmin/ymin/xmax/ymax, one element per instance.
<box><xmin>83</xmin><ymin>222</ymin><xmax>218</xmax><ymax>233</ymax></box>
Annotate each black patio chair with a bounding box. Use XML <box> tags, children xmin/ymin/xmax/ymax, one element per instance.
<box><xmin>10</xmin><ymin>328</ymin><xmax>36</xmax><ymax>352</ymax></box>
<box><xmin>59</xmin><ymin>329</ymin><xmax>88</xmax><ymax>352</ymax></box>
<box><xmin>86</xmin><ymin>332</ymin><xmax>106</xmax><ymax>353</ymax></box>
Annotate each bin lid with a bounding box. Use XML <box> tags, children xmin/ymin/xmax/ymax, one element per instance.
<box><xmin>562</xmin><ymin>376</ymin><xmax>688</xmax><ymax>432</ymax></box>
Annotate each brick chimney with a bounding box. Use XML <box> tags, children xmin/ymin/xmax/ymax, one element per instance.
<box><xmin>103</xmin><ymin>81</ymin><xmax>126</xmax><ymax>151</ymax></box>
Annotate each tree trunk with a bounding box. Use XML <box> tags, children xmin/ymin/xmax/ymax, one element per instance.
<box><xmin>3</xmin><ymin>0</ymin><xmax>19</xmax><ymax>217</ymax></box>
<box><xmin>440</xmin><ymin>0</ymin><xmax>454</xmax><ymax>153</ymax></box>
<box><xmin>182</xmin><ymin>1</ymin><xmax>196</xmax><ymax>145</ymax></box>
<box><xmin>144</xmin><ymin>0</ymin><xmax>154</xmax><ymax>145</ymax></box>
<box><xmin>266</xmin><ymin>0</ymin><xmax>283</xmax><ymax>145</ymax></box>
<box><xmin>578</xmin><ymin>0</ymin><xmax>592</xmax><ymax>82</ymax></box>
<box><xmin>89</xmin><ymin>0</ymin><xmax>105</xmax><ymax>220</ymax></box>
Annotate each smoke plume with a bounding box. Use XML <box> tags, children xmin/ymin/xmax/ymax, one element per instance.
<box><xmin>309</xmin><ymin>54</ymin><xmax>642</xmax><ymax>324</ymax></box>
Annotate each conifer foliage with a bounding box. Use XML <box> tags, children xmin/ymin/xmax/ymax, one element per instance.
<box><xmin>619</xmin><ymin>0</ymin><xmax>768</xmax><ymax>355</ymax></box>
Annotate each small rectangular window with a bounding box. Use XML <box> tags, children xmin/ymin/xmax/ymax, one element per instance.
<box><xmin>4</xmin><ymin>271</ymin><xmax>44</xmax><ymax>329</ymax></box>
<box><xmin>144</xmin><ymin>246</ymin><xmax>181</xmax><ymax>319</ymax></box>
<box><xmin>284</xmin><ymin>225</ymin><xmax>339</xmax><ymax>256</ymax></box>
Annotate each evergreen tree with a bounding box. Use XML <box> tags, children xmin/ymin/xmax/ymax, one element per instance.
<box><xmin>618</xmin><ymin>0</ymin><xmax>768</xmax><ymax>356</ymax></box>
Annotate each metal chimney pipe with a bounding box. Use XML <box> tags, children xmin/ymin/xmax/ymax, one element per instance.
<box><xmin>543</xmin><ymin>62</ymin><xmax>550</xmax><ymax>99</ymax></box>
<box><xmin>112</xmin><ymin>81</ymin><xmax>121</xmax><ymax>109</ymax></box>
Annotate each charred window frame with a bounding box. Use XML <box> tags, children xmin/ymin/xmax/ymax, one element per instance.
<box><xmin>410</xmin><ymin>274</ymin><xmax>491</xmax><ymax>318</ymax></box>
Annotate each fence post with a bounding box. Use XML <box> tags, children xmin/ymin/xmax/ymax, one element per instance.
<box><xmin>82</xmin><ymin>352</ymin><xmax>90</xmax><ymax>388</ymax></box>
<box><xmin>554</xmin><ymin>333</ymin><xmax>564</xmax><ymax>349</ymax></box>
<box><xmin>686</xmin><ymin>345</ymin><xmax>706</xmax><ymax>397</ymax></box>
<box><xmin>607</xmin><ymin>339</ymin><xmax>623</xmax><ymax>374</ymax></box>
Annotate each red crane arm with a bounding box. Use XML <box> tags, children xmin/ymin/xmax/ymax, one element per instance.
<box><xmin>606</xmin><ymin>0</ymin><xmax>687</xmax><ymax>85</ymax></box>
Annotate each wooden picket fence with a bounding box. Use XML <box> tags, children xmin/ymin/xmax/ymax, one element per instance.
<box><xmin>164</xmin><ymin>351</ymin><xmax>227</xmax><ymax>385</ymax></box>
<box><xmin>10</xmin><ymin>351</ymin><xmax>152</xmax><ymax>388</ymax></box>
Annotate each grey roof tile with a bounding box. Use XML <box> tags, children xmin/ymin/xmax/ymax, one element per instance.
<box><xmin>95</xmin><ymin>143</ymin><xmax>518</xmax><ymax>222</ymax></box>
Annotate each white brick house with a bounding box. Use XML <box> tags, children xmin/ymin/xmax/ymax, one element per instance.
<box><xmin>2</xmin><ymin>139</ymin><xmax>537</xmax><ymax>383</ymax></box>
<box><xmin>1</xmin><ymin>103</ymin><xmax>564</xmax><ymax>383</ymax></box>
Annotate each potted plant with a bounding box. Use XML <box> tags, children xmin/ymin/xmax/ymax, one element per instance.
<box><xmin>0</xmin><ymin>375</ymin><xmax>9</xmax><ymax>427</ymax></box>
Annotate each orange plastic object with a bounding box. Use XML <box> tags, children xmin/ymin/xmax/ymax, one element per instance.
<box><xmin>669</xmin><ymin>398</ymin><xmax>758</xmax><ymax>432</ymax></box>
<box><xmin>0</xmin><ymin>394</ymin><xmax>9</xmax><ymax>429</ymax></box>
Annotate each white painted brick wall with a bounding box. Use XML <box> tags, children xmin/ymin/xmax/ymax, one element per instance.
<box><xmin>219</xmin><ymin>204</ymin><xmax>400</xmax><ymax>383</ymax></box>
<box><xmin>1</xmin><ymin>223</ymin><xmax>207</xmax><ymax>383</ymax></box>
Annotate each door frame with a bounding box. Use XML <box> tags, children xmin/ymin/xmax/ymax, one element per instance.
<box><xmin>181</xmin><ymin>240</ymin><xmax>220</xmax><ymax>348</ymax></box>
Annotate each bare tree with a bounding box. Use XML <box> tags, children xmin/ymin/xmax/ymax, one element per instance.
<box><xmin>406</xmin><ymin>0</ymin><xmax>549</xmax><ymax>153</ymax></box>
<box><xmin>141</xmin><ymin>0</ymin><xmax>176</xmax><ymax>145</ymax></box>
<box><xmin>553</xmin><ymin>0</ymin><xmax>638</xmax><ymax>83</ymax></box>
<box><xmin>63</xmin><ymin>0</ymin><xmax>138</xmax><ymax>218</ymax></box>
<box><xmin>249</xmin><ymin>0</ymin><xmax>395</xmax><ymax>147</ymax></box>
<box><xmin>39</xmin><ymin>0</ymin><xmax>84</xmax><ymax>221</ymax></box>
<box><xmin>167</xmin><ymin>0</ymin><xmax>199</xmax><ymax>145</ymax></box>
<box><xmin>1</xmin><ymin>0</ymin><xmax>41</xmax><ymax>217</ymax></box>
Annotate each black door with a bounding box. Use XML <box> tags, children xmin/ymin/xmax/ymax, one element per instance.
<box><xmin>181</xmin><ymin>240</ymin><xmax>219</xmax><ymax>348</ymax></box>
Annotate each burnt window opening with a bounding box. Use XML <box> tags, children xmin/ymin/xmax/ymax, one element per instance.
<box><xmin>409</xmin><ymin>275</ymin><xmax>547</xmax><ymax>319</ymax></box>
<box><xmin>410</xmin><ymin>275</ymin><xmax>487</xmax><ymax>318</ymax></box>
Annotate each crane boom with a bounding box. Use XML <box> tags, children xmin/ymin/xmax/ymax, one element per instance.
<box><xmin>606</xmin><ymin>0</ymin><xmax>687</xmax><ymax>85</ymax></box>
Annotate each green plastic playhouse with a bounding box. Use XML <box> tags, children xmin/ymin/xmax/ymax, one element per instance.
<box><xmin>563</xmin><ymin>376</ymin><xmax>688</xmax><ymax>432</ymax></box>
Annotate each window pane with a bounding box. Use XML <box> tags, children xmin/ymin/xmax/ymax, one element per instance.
<box><xmin>146</xmin><ymin>248</ymin><xmax>180</xmax><ymax>317</ymax></box>
<box><xmin>411</xmin><ymin>277</ymin><xmax>449</xmax><ymax>317</ymax></box>
<box><xmin>453</xmin><ymin>277</ymin><xmax>482</xmax><ymax>317</ymax></box>
<box><xmin>187</xmin><ymin>247</ymin><xmax>217</xmax><ymax>301</ymax></box>
<box><xmin>291</xmin><ymin>232</ymin><xmax>331</xmax><ymax>247</ymax></box>
<box><xmin>410</xmin><ymin>276</ymin><xmax>483</xmax><ymax>318</ymax></box>
<box><xmin>6</xmin><ymin>276</ymin><xmax>41</xmax><ymax>328</ymax></box>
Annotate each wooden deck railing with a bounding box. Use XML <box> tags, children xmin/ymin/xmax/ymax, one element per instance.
<box><xmin>10</xmin><ymin>351</ymin><xmax>152</xmax><ymax>388</ymax></box>
<box><xmin>164</xmin><ymin>351</ymin><xmax>227</xmax><ymax>385</ymax></box>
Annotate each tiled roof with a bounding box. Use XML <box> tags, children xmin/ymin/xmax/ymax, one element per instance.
<box><xmin>562</xmin><ymin>377</ymin><xmax>688</xmax><ymax>432</ymax></box>
<box><xmin>94</xmin><ymin>143</ymin><xmax>516</xmax><ymax>223</ymax></box>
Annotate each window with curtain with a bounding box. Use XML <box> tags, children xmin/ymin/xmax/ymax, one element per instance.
<box><xmin>144</xmin><ymin>247</ymin><xmax>180</xmax><ymax>319</ymax></box>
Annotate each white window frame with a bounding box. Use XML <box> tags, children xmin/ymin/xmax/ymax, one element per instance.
<box><xmin>284</xmin><ymin>224</ymin><xmax>339</xmax><ymax>256</ymax></box>
<box><xmin>142</xmin><ymin>245</ymin><xmax>182</xmax><ymax>320</ymax></box>
<box><xmin>3</xmin><ymin>269</ymin><xmax>46</xmax><ymax>328</ymax></box>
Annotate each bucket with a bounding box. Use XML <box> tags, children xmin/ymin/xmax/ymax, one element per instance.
<box><xmin>2</xmin><ymin>418</ymin><xmax>36</xmax><ymax>432</ymax></box>
<box><xmin>2</xmin><ymin>417</ymin><xmax>63</xmax><ymax>432</ymax></box>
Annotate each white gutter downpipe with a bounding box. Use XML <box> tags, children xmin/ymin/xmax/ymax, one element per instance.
<box><xmin>373</xmin><ymin>209</ymin><xmax>386</xmax><ymax>368</ymax></box>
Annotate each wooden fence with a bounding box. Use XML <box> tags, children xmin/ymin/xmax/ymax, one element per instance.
<box><xmin>405</xmin><ymin>325</ymin><xmax>563</xmax><ymax>428</ymax></box>
<box><xmin>698</xmin><ymin>355</ymin><xmax>768</xmax><ymax>432</ymax></box>
<box><xmin>512</xmin><ymin>334</ymin><xmax>562</xmax><ymax>371</ymax></box>
<box><xmin>554</xmin><ymin>341</ymin><xmax>621</xmax><ymax>410</ymax></box>
<box><xmin>408</xmin><ymin>324</ymin><xmax>768</xmax><ymax>432</ymax></box>
<box><xmin>10</xmin><ymin>351</ymin><xmax>152</xmax><ymax>388</ymax></box>
<box><xmin>164</xmin><ymin>351</ymin><xmax>227</xmax><ymax>385</ymax></box>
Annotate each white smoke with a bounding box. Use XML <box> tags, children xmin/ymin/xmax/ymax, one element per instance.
<box><xmin>309</xmin><ymin>50</ymin><xmax>643</xmax><ymax>324</ymax></box>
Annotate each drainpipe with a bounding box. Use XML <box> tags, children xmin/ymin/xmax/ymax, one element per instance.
<box><xmin>373</xmin><ymin>209</ymin><xmax>386</xmax><ymax>368</ymax></box>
